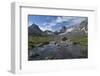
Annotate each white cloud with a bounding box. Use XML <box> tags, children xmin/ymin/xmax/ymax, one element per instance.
<box><xmin>39</xmin><ymin>16</ymin><xmax>87</xmax><ymax>31</ymax></box>
<box><xmin>56</xmin><ymin>16</ymin><xmax>86</xmax><ymax>25</ymax></box>
<box><xmin>40</xmin><ymin>16</ymin><xmax>74</xmax><ymax>31</ymax></box>
<box><xmin>71</xmin><ymin>17</ymin><xmax>86</xmax><ymax>25</ymax></box>
<box><xmin>40</xmin><ymin>21</ymin><xmax>57</xmax><ymax>31</ymax></box>
<box><xmin>56</xmin><ymin>16</ymin><xmax>73</xmax><ymax>23</ymax></box>
<box><xmin>39</xmin><ymin>26</ymin><xmax>52</xmax><ymax>31</ymax></box>
<box><xmin>28</xmin><ymin>21</ymin><xmax>33</xmax><ymax>26</ymax></box>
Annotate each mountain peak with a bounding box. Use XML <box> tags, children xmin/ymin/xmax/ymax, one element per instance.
<box><xmin>60</xmin><ymin>26</ymin><xmax>67</xmax><ymax>33</ymax></box>
<box><xmin>30</xmin><ymin>23</ymin><xmax>39</xmax><ymax>28</ymax></box>
<box><xmin>28</xmin><ymin>23</ymin><xmax>43</xmax><ymax>36</ymax></box>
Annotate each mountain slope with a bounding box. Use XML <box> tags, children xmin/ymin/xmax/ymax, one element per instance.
<box><xmin>28</xmin><ymin>23</ymin><xmax>43</xmax><ymax>36</ymax></box>
<box><xmin>44</xmin><ymin>30</ymin><xmax>54</xmax><ymax>35</ymax></box>
<box><xmin>58</xmin><ymin>19</ymin><xmax>88</xmax><ymax>37</ymax></box>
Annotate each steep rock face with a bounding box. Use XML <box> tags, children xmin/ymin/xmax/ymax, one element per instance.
<box><xmin>28</xmin><ymin>23</ymin><xmax>43</xmax><ymax>36</ymax></box>
<box><xmin>59</xmin><ymin>26</ymin><xmax>67</xmax><ymax>33</ymax></box>
<box><xmin>58</xmin><ymin>19</ymin><xmax>88</xmax><ymax>36</ymax></box>
<box><xmin>79</xmin><ymin>19</ymin><xmax>88</xmax><ymax>34</ymax></box>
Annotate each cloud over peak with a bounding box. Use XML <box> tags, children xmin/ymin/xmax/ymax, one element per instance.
<box><xmin>28</xmin><ymin>15</ymin><xmax>87</xmax><ymax>32</ymax></box>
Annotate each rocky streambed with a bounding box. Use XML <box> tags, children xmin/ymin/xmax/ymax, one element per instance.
<box><xmin>28</xmin><ymin>41</ymin><xmax>87</xmax><ymax>60</ymax></box>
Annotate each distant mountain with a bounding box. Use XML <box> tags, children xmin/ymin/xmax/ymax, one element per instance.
<box><xmin>54</xmin><ymin>31</ymin><xmax>60</xmax><ymax>35</ymax></box>
<box><xmin>59</xmin><ymin>26</ymin><xmax>67</xmax><ymax>33</ymax></box>
<box><xmin>28</xmin><ymin>23</ymin><xmax>43</xmax><ymax>36</ymax></box>
<box><xmin>28</xmin><ymin>23</ymin><xmax>55</xmax><ymax>36</ymax></box>
<box><xmin>79</xmin><ymin>20</ymin><xmax>88</xmax><ymax>34</ymax></box>
<box><xmin>58</xmin><ymin>19</ymin><xmax>88</xmax><ymax>37</ymax></box>
<box><xmin>28</xmin><ymin>19</ymin><xmax>88</xmax><ymax>37</ymax></box>
<box><xmin>44</xmin><ymin>30</ymin><xmax>54</xmax><ymax>35</ymax></box>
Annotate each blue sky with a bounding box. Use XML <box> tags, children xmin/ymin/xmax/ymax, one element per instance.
<box><xmin>28</xmin><ymin>15</ymin><xmax>87</xmax><ymax>32</ymax></box>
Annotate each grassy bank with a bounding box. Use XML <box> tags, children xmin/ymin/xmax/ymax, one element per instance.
<box><xmin>71</xmin><ymin>36</ymin><xmax>88</xmax><ymax>46</ymax></box>
<box><xmin>28</xmin><ymin>36</ymin><xmax>53</xmax><ymax>50</ymax></box>
<box><xmin>71</xmin><ymin>36</ymin><xmax>88</xmax><ymax>57</ymax></box>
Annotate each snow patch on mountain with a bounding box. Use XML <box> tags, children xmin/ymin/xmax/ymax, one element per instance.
<box><xmin>59</xmin><ymin>27</ymin><xmax>74</xmax><ymax>35</ymax></box>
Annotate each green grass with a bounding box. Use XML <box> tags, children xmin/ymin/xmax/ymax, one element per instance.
<box><xmin>71</xmin><ymin>36</ymin><xmax>88</xmax><ymax>58</ymax></box>
<box><xmin>28</xmin><ymin>36</ymin><xmax>53</xmax><ymax>50</ymax></box>
<box><xmin>71</xmin><ymin>36</ymin><xmax>88</xmax><ymax>46</ymax></box>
